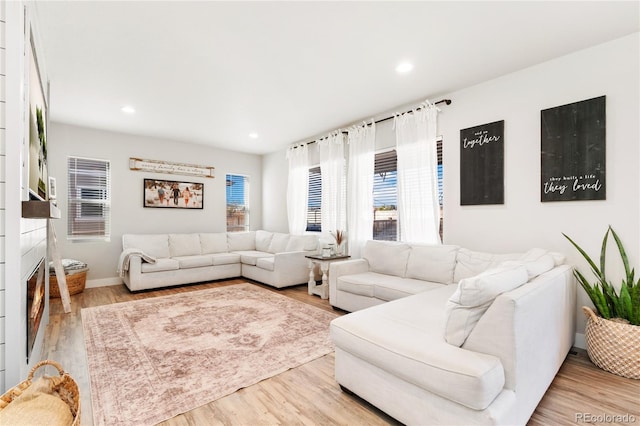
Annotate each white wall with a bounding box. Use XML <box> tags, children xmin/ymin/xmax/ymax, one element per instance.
<box><xmin>262</xmin><ymin>151</ymin><xmax>288</xmax><ymax>233</ymax></box>
<box><xmin>441</xmin><ymin>33</ymin><xmax>639</xmax><ymax>338</ymax></box>
<box><xmin>261</xmin><ymin>33</ymin><xmax>640</xmax><ymax>340</ymax></box>
<box><xmin>0</xmin><ymin>0</ymin><xmax>7</xmax><ymax>391</ymax></box>
<box><xmin>2</xmin><ymin>1</ymin><xmax>53</xmax><ymax>391</ymax></box>
<box><xmin>47</xmin><ymin>123</ymin><xmax>263</xmax><ymax>285</ymax></box>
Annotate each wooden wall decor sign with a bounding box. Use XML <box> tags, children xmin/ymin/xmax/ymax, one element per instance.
<box><xmin>541</xmin><ymin>96</ymin><xmax>606</xmax><ymax>202</ymax></box>
<box><xmin>460</xmin><ymin>120</ymin><xmax>505</xmax><ymax>205</ymax></box>
<box><xmin>129</xmin><ymin>157</ymin><xmax>215</xmax><ymax>178</ymax></box>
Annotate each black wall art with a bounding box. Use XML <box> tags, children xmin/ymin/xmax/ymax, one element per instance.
<box><xmin>460</xmin><ymin>120</ymin><xmax>504</xmax><ymax>205</ymax></box>
<box><xmin>541</xmin><ymin>96</ymin><xmax>606</xmax><ymax>202</ymax></box>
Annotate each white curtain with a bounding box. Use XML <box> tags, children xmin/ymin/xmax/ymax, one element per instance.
<box><xmin>286</xmin><ymin>143</ymin><xmax>309</xmax><ymax>235</ymax></box>
<box><xmin>394</xmin><ymin>101</ymin><xmax>440</xmax><ymax>244</ymax></box>
<box><xmin>347</xmin><ymin>121</ymin><xmax>375</xmax><ymax>258</ymax></box>
<box><xmin>318</xmin><ymin>132</ymin><xmax>346</xmax><ymax>235</ymax></box>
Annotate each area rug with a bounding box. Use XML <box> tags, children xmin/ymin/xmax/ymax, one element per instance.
<box><xmin>81</xmin><ymin>283</ymin><xmax>338</xmax><ymax>426</ymax></box>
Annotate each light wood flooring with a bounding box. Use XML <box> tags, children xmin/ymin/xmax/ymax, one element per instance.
<box><xmin>41</xmin><ymin>279</ymin><xmax>639</xmax><ymax>425</ymax></box>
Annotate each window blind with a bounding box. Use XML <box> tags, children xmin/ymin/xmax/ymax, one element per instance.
<box><xmin>226</xmin><ymin>174</ymin><xmax>250</xmax><ymax>232</ymax></box>
<box><xmin>373</xmin><ymin>150</ymin><xmax>398</xmax><ymax>241</ymax></box>
<box><xmin>67</xmin><ymin>156</ymin><xmax>111</xmax><ymax>241</ymax></box>
<box><xmin>306</xmin><ymin>166</ymin><xmax>322</xmax><ymax>232</ymax></box>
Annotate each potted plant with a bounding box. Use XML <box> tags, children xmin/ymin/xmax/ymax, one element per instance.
<box><xmin>563</xmin><ymin>226</ymin><xmax>639</xmax><ymax>379</ymax></box>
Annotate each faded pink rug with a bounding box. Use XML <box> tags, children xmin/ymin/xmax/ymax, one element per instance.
<box><xmin>81</xmin><ymin>283</ymin><xmax>337</xmax><ymax>426</ymax></box>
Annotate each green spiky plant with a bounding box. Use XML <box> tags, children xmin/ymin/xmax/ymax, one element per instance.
<box><xmin>563</xmin><ymin>226</ymin><xmax>640</xmax><ymax>326</ymax></box>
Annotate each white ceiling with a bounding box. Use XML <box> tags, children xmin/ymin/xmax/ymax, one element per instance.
<box><xmin>34</xmin><ymin>1</ymin><xmax>639</xmax><ymax>155</ymax></box>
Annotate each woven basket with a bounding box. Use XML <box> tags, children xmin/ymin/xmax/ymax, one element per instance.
<box><xmin>0</xmin><ymin>360</ymin><xmax>80</xmax><ymax>425</ymax></box>
<box><xmin>50</xmin><ymin>270</ymin><xmax>87</xmax><ymax>298</ymax></box>
<box><xmin>583</xmin><ymin>306</ymin><xmax>640</xmax><ymax>380</ymax></box>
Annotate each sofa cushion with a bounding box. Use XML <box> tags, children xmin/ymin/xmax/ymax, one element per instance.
<box><xmin>444</xmin><ymin>265</ymin><xmax>528</xmax><ymax>347</ymax></box>
<box><xmin>200</xmin><ymin>233</ymin><xmax>229</xmax><ymax>254</ymax></box>
<box><xmin>173</xmin><ymin>255</ymin><xmax>213</xmax><ymax>269</ymax></box>
<box><xmin>502</xmin><ymin>249</ymin><xmax>556</xmax><ymax>280</ymax></box>
<box><xmin>123</xmin><ymin>234</ymin><xmax>170</xmax><ymax>259</ymax></box>
<box><xmin>140</xmin><ymin>258</ymin><xmax>180</xmax><ymax>273</ymax></box>
<box><xmin>336</xmin><ymin>272</ymin><xmax>386</xmax><ymax>297</ymax></box>
<box><xmin>256</xmin><ymin>257</ymin><xmax>275</xmax><ymax>271</ymax></box>
<box><xmin>330</xmin><ymin>287</ymin><xmax>505</xmax><ymax>410</ymax></box>
<box><xmin>210</xmin><ymin>253</ymin><xmax>241</xmax><ymax>266</ymax></box>
<box><xmin>255</xmin><ymin>230</ymin><xmax>274</xmax><ymax>252</ymax></box>
<box><xmin>227</xmin><ymin>231</ymin><xmax>256</xmax><ymax>251</ymax></box>
<box><xmin>406</xmin><ymin>244</ymin><xmax>458</xmax><ymax>284</ymax></box>
<box><xmin>363</xmin><ymin>241</ymin><xmax>411</xmax><ymax>277</ymax></box>
<box><xmin>268</xmin><ymin>233</ymin><xmax>290</xmax><ymax>253</ymax></box>
<box><xmin>374</xmin><ymin>278</ymin><xmax>445</xmax><ymax>302</ymax></box>
<box><xmin>234</xmin><ymin>250</ymin><xmax>274</xmax><ymax>266</ymax></box>
<box><xmin>286</xmin><ymin>235</ymin><xmax>318</xmax><ymax>252</ymax></box>
<box><xmin>169</xmin><ymin>234</ymin><xmax>202</xmax><ymax>257</ymax></box>
<box><xmin>453</xmin><ymin>249</ymin><xmax>523</xmax><ymax>282</ymax></box>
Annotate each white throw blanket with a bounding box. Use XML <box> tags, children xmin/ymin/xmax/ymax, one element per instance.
<box><xmin>117</xmin><ymin>249</ymin><xmax>157</xmax><ymax>278</ymax></box>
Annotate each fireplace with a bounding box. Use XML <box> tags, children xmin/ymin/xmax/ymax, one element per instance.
<box><xmin>26</xmin><ymin>257</ymin><xmax>46</xmax><ymax>362</ymax></box>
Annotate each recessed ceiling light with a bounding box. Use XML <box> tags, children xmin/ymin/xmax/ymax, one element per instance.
<box><xmin>249</xmin><ymin>133</ymin><xmax>259</xmax><ymax>139</ymax></box>
<box><xmin>121</xmin><ymin>106</ymin><xmax>136</xmax><ymax>114</ymax></box>
<box><xmin>395</xmin><ymin>62</ymin><xmax>413</xmax><ymax>74</ymax></box>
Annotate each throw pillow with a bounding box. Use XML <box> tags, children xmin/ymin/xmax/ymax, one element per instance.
<box><xmin>363</xmin><ymin>240</ymin><xmax>411</xmax><ymax>277</ymax></box>
<box><xmin>444</xmin><ymin>265</ymin><xmax>528</xmax><ymax>346</ymax></box>
<box><xmin>285</xmin><ymin>235</ymin><xmax>306</xmax><ymax>252</ymax></box>
<box><xmin>405</xmin><ymin>244</ymin><xmax>459</xmax><ymax>284</ymax></box>
<box><xmin>268</xmin><ymin>233</ymin><xmax>290</xmax><ymax>253</ymax></box>
<box><xmin>501</xmin><ymin>249</ymin><xmax>556</xmax><ymax>280</ymax></box>
<box><xmin>290</xmin><ymin>234</ymin><xmax>319</xmax><ymax>251</ymax></box>
<box><xmin>453</xmin><ymin>248</ymin><xmax>524</xmax><ymax>282</ymax></box>
<box><xmin>255</xmin><ymin>230</ymin><xmax>274</xmax><ymax>252</ymax></box>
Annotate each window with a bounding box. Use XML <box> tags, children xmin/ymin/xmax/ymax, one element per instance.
<box><xmin>226</xmin><ymin>174</ymin><xmax>249</xmax><ymax>232</ymax></box>
<box><xmin>373</xmin><ymin>150</ymin><xmax>398</xmax><ymax>241</ymax></box>
<box><xmin>67</xmin><ymin>156</ymin><xmax>111</xmax><ymax>241</ymax></box>
<box><xmin>372</xmin><ymin>140</ymin><xmax>443</xmax><ymax>241</ymax></box>
<box><xmin>306</xmin><ymin>166</ymin><xmax>321</xmax><ymax>232</ymax></box>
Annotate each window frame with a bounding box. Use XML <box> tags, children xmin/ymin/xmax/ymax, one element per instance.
<box><xmin>373</xmin><ymin>148</ymin><xmax>398</xmax><ymax>241</ymax></box>
<box><xmin>225</xmin><ymin>173</ymin><xmax>250</xmax><ymax>232</ymax></box>
<box><xmin>306</xmin><ymin>165</ymin><xmax>322</xmax><ymax>232</ymax></box>
<box><xmin>67</xmin><ymin>156</ymin><xmax>111</xmax><ymax>242</ymax></box>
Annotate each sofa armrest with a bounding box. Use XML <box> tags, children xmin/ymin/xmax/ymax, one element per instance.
<box><xmin>273</xmin><ymin>250</ymin><xmax>307</xmax><ymax>266</ymax></box>
<box><xmin>122</xmin><ymin>256</ymin><xmax>142</xmax><ymax>290</ymax></box>
<box><xmin>462</xmin><ymin>265</ymin><xmax>575</xmax><ymax>398</ymax></box>
<box><xmin>329</xmin><ymin>259</ymin><xmax>370</xmax><ymax>303</ymax></box>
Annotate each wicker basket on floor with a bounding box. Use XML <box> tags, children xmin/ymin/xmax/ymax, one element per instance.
<box><xmin>0</xmin><ymin>360</ymin><xmax>80</xmax><ymax>425</ymax></box>
<box><xmin>583</xmin><ymin>306</ymin><xmax>640</xmax><ymax>380</ymax></box>
<box><xmin>50</xmin><ymin>269</ymin><xmax>88</xmax><ymax>298</ymax></box>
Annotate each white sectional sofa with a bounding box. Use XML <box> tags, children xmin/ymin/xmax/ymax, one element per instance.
<box><xmin>329</xmin><ymin>240</ymin><xmax>576</xmax><ymax>425</ymax></box>
<box><xmin>120</xmin><ymin>230</ymin><xmax>318</xmax><ymax>291</ymax></box>
<box><xmin>329</xmin><ymin>240</ymin><xmax>564</xmax><ymax>312</ymax></box>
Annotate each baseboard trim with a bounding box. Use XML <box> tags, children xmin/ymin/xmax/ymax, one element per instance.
<box><xmin>574</xmin><ymin>333</ymin><xmax>586</xmax><ymax>350</ymax></box>
<box><xmin>86</xmin><ymin>277</ymin><xmax>123</xmax><ymax>288</ymax></box>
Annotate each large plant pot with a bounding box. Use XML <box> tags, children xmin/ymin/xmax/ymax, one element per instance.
<box><xmin>583</xmin><ymin>306</ymin><xmax>640</xmax><ymax>379</ymax></box>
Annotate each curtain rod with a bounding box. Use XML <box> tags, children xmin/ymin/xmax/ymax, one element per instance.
<box><xmin>296</xmin><ymin>98</ymin><xmax>452</xmax><ymax>147</ymax></box>
<box><xmin>373</xmin><ymin>98</ymin><xmax>451</xmax><ymax>126</ymax></box>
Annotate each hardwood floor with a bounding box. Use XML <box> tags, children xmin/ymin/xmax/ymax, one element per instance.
<box><xmin>41</xmin><ymin>279</ymin><xmax>639</xmax><ymax>425</ymax></box>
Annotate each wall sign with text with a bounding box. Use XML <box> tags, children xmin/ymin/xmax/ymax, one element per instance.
<box><xmin>541</xmin><ymin>96</ymin><xmax>606</xmax><ymax>202</ymax></box>
<box><xmin>130</xmin><ymin>158</ymin><xmax>215</xmax><ymax>178</ymax></box>
<box><xmin>460</xmin><ymin>120</ymin><xmax>504</xmax><ymax>205</ymax></box>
